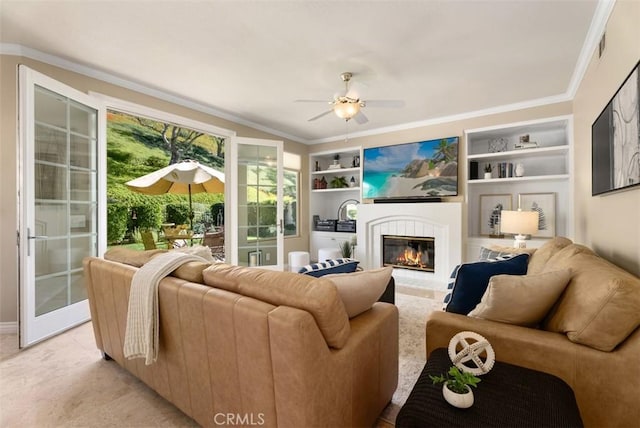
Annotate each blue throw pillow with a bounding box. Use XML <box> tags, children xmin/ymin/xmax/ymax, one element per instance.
<box><xmin>298</xmin><ymin>258</ymin><xmax>360</xmax><ymax>277</ymax></box>
<box><xmin>444</xmin><ymin>253</ymin><xmax>530</xmax><ymax>315</ymax></box>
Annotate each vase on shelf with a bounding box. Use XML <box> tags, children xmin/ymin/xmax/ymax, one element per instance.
<box><xmin>515</xmin><ymin>163</ymin><xmax>525</xmax><ymax>177</ymax></box>
<box><xmin>484</xmin><ymin>172</ymin><xmax>492</xmax><ymax>180</ymax></box>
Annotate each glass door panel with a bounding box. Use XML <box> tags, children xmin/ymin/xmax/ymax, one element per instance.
<box><xmin>230</xmin><ymin>138</ymin><xmax>283</xmax><ymax>269</ymax></box>
<box><xmin>19</xmin><ymin>66</ymin><xmax>103</xmax><ymax>347</ymax></box>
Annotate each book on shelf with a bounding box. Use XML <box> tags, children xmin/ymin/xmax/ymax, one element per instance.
<box><xmin>514</xmin><ymin>141</ymin><xmax>538</xmax><ymax>150</ymax></box>
<box><xmin>497</xmin><ymin>162</ymin><xmax>514</xmax><ymax>178</ymax></box>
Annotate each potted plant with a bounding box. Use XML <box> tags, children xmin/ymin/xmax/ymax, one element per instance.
<box><xmin>429</xmin><ymin>366</ymin><xmax>481</xmax><ymax>408</ymax></box>
<box><xmin>330</xmin><ymin>176</ymin><xmax>349</xmax><ymax>188</ymax></box>
<box><xmin>484</xmin><ymin>163</ymin><xmax>492</xmax><ymax>180</ymax></box>
<box><xmin>339</xmin><ymin>240</ymin><xmax>352</xmax><ymax>258</ymax></box>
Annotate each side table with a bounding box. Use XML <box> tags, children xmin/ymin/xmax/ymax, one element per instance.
<box><xmin>396</xmin><ymin>348</ymin><xmax>583</xmax><ymax>427</ymax></box>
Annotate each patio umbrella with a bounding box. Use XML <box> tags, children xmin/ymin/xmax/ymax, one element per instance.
<box><xmin>125</xmin><ymin>159</ymin><xmax>225</xmax><ymax>230</ymax></box>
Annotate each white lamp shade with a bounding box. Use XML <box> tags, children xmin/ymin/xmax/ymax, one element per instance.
<box><xmin>334</xmin><ymin>101</ymin><xmax>360</xmax><ymax>119</ymax></box>
<box><xmin>500</xmin><ymin>210</ymin><xmax>539</xmax><ymax>236</ymax></box>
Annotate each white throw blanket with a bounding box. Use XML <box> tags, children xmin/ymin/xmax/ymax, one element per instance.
<box><xmin>124</xmin><ymin>251</ymin><xmax>206</xmax><ymax>365</ymax></box>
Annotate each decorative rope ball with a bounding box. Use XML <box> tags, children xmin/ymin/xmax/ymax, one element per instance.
<box><xmin>448</xmin><ymin>331</ymin><xmax>495</xmax><ymax>376</ymax></box>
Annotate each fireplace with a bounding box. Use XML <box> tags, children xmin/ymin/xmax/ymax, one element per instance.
<box><xmin>382</xmin><ymin>235</ymin><xmax>435</xmax><ymax>272</ymax></box>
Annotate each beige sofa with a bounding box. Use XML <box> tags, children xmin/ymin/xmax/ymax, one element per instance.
<box><xmin>84</xmin><ymin>251</ymin><xmax>398</xmax><ymax>428</ymax></box>
<box><xmin>426</xmin><ymin>237</ymin><xmax>640</xmax><ymax>427</ymax></box>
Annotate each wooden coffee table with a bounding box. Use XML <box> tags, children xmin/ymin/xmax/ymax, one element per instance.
<box><xmin>396</xmin><ymin>348</ymin><xmax>583</xmax><ymax>427</ymax></box>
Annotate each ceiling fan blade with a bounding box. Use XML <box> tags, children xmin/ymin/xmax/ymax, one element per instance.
<box><xmin>364</xmin><ymin>100</ymin><xmax>405</xmax><ymax>108</ymax></box>
<box><xmin>353</xmin><ymin>111</ymin><xmax>369</xmax><ymax>125</ymax></box>
<box><xmin>308</xmin><ymin>110</ymin><xmax>334</xmax><ymax>122</ymax></box>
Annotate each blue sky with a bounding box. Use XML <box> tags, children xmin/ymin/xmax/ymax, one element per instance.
<box><xmin>363</xmin><ymin>137</ymin><xmax>457</xmax><ymax>172</ymax></box>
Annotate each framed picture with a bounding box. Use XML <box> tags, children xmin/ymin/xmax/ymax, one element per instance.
<box><xmin>518</xmin><ymin>193</ymin><xmax>556</xmax><ymax>238</ymax></box>
<box><xmin>248</xmin><ymin>250</ymin><xmax>262</xmax><ymax>267</ymax></box>
<box><xmin>479</xmin><ymin>194</ymin><xmax>512</xmax><ymax>236</ymax></box>
<box><xmin>592</xmin><ymin>60</ymin><xmax>640</xmax><ymax>195</ymax></box>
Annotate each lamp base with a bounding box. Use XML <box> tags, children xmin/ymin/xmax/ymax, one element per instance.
<box><xmin>513</xmin><ymin>234</ymin><xmax>528</xmax><ymax>248</ymax></box>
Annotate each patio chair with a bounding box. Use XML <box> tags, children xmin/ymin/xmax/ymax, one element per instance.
<box><xmin>203</xmin><ymin>229</ymin><xmax>225</xmax><ymax>260</ymax></box>
<box><xmin>140</xmin><ymin>231</ymin><xmax>157</xmax><ymax>250</ymax></box>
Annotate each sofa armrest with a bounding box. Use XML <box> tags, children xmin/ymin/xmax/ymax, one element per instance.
<box><xmin>269</xmin><ymin>302</ymin><xmax>398</xmax><ymax>428</ymax></box>
<box><xmin>378</xmin><ymin>276</ymin><xmax>395</xmax><ymax>304</ymax></box>
<box><xmin>425</xmin><ymin>311</ymin><xmax>640</xmax><ymax>427</ymax></box>
<box><xmin>426</xmin><ymin>311</ymin><xmax>579</xmax><ymax>377</ymax></box>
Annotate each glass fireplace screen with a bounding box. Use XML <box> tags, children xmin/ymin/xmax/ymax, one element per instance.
<box><xmin>382</xmin><ymin>235</ymin><xmax>435</xmax><ymax>272</ymax></box>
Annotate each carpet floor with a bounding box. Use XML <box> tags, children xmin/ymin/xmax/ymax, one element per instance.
<box><xmin>0</xmin><ymin>289</ymin><xmax>439</xmax><ymax>427</ymax></box>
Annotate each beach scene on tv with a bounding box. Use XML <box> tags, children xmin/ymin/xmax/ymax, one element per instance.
<box><xmin>362</xmin><ymin>137</ymin><xmax>458</xmax><ymax>199</ymax></box>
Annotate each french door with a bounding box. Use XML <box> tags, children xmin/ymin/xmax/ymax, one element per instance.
<box><xmin>229</xmin><ymin>137</ymin><xmax>284</xmax><ymax>269</ymax></box>
<box><xmin>18</xmin><ymin>66</ymin><xmax>105</xmax><ymax>347</ymax></box>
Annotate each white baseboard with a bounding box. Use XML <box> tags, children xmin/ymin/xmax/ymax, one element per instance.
<box><xmin>0</xmin><ymin>322</ymin><xmax>18</xmax><ymax>335</ymax></box>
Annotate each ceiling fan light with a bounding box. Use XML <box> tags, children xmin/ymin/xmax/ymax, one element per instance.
<box><xmin>334</xmin><ymin>101</ymin><xmax>360</xmax><ymax>120</ymax></box>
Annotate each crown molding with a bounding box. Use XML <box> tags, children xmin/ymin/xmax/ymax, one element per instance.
<box><xmin>0</xmin><ymin>43</ymin><xmax>305</xmax><ymax>144</ymax></box>
<box><xmin>565</xmin><ymin>0</ymin><xmax>616</xmax><ymax>98</ymax></box>
<box><xmin>308</xmin><ymin>93</ymin><xmax>571</xmax><ymax>144</ymax></box>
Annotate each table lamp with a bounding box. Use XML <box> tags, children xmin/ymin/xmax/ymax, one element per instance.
<box><xmin>500</xmin><ymin>209</ymin><xmax>539</xmax><ymax>248</ymax></box>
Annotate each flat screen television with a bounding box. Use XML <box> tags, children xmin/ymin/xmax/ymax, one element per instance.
<box><xmin>591</xmin><ymin>61</ymin><xmax>639</xmax><ymax>196</ymax></box>
<box><xmin>362</xmin><ymin>136</ymin><xmax>459</xmax><ymax>200</ymax></box>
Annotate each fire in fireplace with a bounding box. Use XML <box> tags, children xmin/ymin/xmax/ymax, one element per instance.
<box><xmin>382</xmin><ymin>235</ymin><xmax>435</xmax><ymax>272</ymax></box>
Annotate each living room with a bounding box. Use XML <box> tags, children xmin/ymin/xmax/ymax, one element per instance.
<box><xmin>1</xmin><ymin>0</ymin><xmax>639</xmax><ymax>427</ymax></box>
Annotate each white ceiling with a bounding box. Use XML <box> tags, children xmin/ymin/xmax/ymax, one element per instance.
<box><xmin>1</xmin><ymin>1</ymin><xmax>604</xmax><ymax>144</ymax></box>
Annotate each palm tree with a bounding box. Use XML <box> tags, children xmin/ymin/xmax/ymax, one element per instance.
<box><xmin>432</xmin><ymin>139</ymin><xmax>455</xmax><ymax>163</ymax></box>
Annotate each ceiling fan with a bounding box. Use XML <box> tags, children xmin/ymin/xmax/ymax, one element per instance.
<box><xmin>295</xmin><ymin>72</ymin><xmax>404</xmax><ymax>124</ymax></box>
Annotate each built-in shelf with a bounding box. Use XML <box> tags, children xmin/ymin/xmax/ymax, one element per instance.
<box><xmin>468</xmin><ymin>174</ymin><xmax>570</xmax><ymax>184</ymax></box>
<box><xmin>467</xmin><ymin>145</ymin><xmax>569</xmax><ymax>161</ymax></box>
<box><xmin>310</xmin><ymin>147</ymin><xmax>362</xmax><ymax>260</ymax></box>
<box><xmin>464</xmin><ymin>115</ymin><xmax>573</xmax><ymax>259</ymax></box>
<box><xmin>311</xmin><ymin>167</ymin><xmax>360</xmax><ymax>175</ymax></box>
<box><xmin>311</xmin><ymin>187</ymin><xmax>360</xmax><ymax>193</ymax></box>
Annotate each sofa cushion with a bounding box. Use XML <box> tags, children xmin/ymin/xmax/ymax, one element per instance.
<box><xmin>174</xmin><ymin>244</ymin><xmax>215</xmax><ymax>263</ymax></box>
<box><xmin>202</xmin><ymin>264</ymin><xmax>350</xmax><ymax>349</ymax></box>
<box><xmin>104</xmin><ymin>247</ymin><xmax>168</xmax><ymax>267</ymax></box>
<box><xmin>172</xmin><ymin>261</ymin><xmax>213</xmax><ymax>283</ymax></box>
<box><xmin>324</xmin><ymin>266</ymin><xmax>393</xmax><ymax>318</ymax></box>
<box><xmin>298</xmin><ymin>258</ymin><xmax>359</xmax><ymax>277</ymax></box>
<box><xmin>527</xmin><ymin>236</ymin><xmax>573</xmax><ymax>274</ymax></box>
<box><xmin>104</xmin><ymin>247</ymin><xmax>212</xmax><ymax>282</ymax></box>
<box><xmin>543</xmin><ymin>244</ymin><xmax>640</xmax><ymax>351</ymax></box>
<box><xmin>444</xmin><ymin>254</ymin><xmax>530</xmax><ymax>315</ymax></box>
<box><xmin>468</xmin><ymin>269</ymin><xmax>572</xmax><ymax>326</ymax></box>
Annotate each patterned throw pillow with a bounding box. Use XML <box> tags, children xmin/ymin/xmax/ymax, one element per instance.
<box><xmin>443</xmin><ymin>254</ymin><xmax>530</xmax><ymax>314</ymax></box>
<box><xmin>478</xmin><ymin>246</ymin><xmax>518</xmax><ymax>261</ymax></box>
<box><xmin>298</xmin><ymin>258</ymin><xmax>360</xmax><ymax>277</ymax></box>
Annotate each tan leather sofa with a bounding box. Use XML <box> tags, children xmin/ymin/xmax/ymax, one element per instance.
<box><xmin>84</xmin><ymin>255</ymin><xmax>398</xmax><ymax>427</ymax></box>
<box><xmin>425</xmin><ymin>238</ymin><xmax>640</xmax><ymax>427</ymax></box>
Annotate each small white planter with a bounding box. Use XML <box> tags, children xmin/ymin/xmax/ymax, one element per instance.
<box><xmin>442</xmin><ymin>384</ymin><xmax>474</xmax><ymax>408</ymax></box>
<box><xmin>484</xmin><ymin>172</ymin><xmax>492</xmax><ymax>180</ymax></box>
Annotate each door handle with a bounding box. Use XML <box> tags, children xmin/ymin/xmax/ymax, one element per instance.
<box><xmin>278</xmin><ymin>219</ymin><xmax>284</xmax><ymax>234</ymax></box>
<box><xmin>26</xmin><ymin>228</ymin><xmax>48</xmax><ymax>257</ymax></box>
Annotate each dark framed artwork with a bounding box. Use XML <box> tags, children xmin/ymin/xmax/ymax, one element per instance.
<box><xmin>592</xmin><ymin>60</ymin><xmax>640</xmax><ymax>195</ymax></box>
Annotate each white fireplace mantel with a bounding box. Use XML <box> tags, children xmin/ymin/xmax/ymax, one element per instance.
<box><xmin>356</xmin><ymin>202</ymin><xmax>462</xmax><ymax>290</ymax></box>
